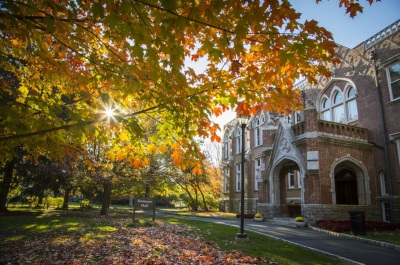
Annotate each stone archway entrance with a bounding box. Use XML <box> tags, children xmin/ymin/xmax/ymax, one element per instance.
<box><xmin>330</xmin><ymin>157</ymin><xmax>371</xmax><ymax>206</ymax></box>
<box><xmin>272</xmin><ymin>160</ymin><xmax>302</xmax><ymax>217</ymax></box>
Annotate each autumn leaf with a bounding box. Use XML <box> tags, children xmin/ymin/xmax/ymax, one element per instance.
<box><xmin>146</xmin><ymin>144</ymin><xmax>157</xmax><ymax>155</ymax></box>
<box><xmin>192</xmin><ymin>166</ymin><xmax>203</xmax><ymax>175</ymax></box>
<box><xmin>346</xmin><ymin>3</ymin><xmax>364</xmax><ymax>18</ymax></box>
<box><xmin>0</xmin><ymin>0</ymin><xmax>378</xmax><ymax>168</ymax></box>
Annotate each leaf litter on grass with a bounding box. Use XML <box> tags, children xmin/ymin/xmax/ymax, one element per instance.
<box><xmin>1</xmin><ymin>220</ymin><xmax>264</xmax><ymax>264</ymax></box>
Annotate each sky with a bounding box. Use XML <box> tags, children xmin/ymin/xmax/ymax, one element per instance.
<box><xmin>213</xmin><ymin>0</ymin><xmax>400</xmax><ymax>128</ymax></box>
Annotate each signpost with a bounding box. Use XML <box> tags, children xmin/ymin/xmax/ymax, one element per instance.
<box><xmin>133</xmin><ymin>184</ymin><xmax>155</xmax><ymax>222</ymax></box>
<box><xmin>133</xmin><ymin>197</ymin><xmax>156</xmax><ymax>222</ymax></box>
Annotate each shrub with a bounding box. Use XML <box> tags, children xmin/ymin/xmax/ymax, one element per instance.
<box><xmin>315</xmin><ymin>219</ymin><xmax>400</xmax><ymax>232</ymax></box>
<box><xmin>295</xmin><ymin>216</ymin><xmax>304</xmax><ymax>222</ymax></box>
<box><xmin>55</xmin><ymin>197</ymin><xmax>64</xmax><ymax>208</ymax></box>
<box><xmin>80</xmin><ymin>199</ymin><xmax>91</xmax><ymax>210</ymax></box>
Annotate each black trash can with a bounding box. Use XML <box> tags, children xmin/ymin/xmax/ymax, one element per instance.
<box><xmin>349</xmin><ymin>211</ymin><xmax>366</xmax><ymax>235</ymax></box>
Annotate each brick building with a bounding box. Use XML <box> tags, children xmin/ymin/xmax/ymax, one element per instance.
<box><xmin>220</xmin><ymin>19</ymin><xmax>400</xmax><ymax>224</ymax></box>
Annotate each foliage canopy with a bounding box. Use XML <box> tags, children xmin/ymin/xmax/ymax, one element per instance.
<box><xmin>0</xmin><ymin>0</ymin><xmax>377</xmax><ymax>169</ymax></box>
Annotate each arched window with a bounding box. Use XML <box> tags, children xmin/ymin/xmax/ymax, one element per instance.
<box><xmin>254</xmin><ymin>117</ymin><xmax>262</xmax><ymax>146</ymax></box>
<box><xmin>321</xmin><ymin>97</ymin><xmax>331</xmax><ymax>121</ymax></box>
<box><xmin>332</xmin><ymin>90</ymin><xmax>344</xmax><ymax>123</ymax></box>
<box><xmin>380</xmin><ymin>171</ymin><xmax>389</xmax><ymax>196</ymax></box>
<box><xmin>254</xmin><ymin>158</ymin><xmax>262</xmax><ymax>190</ymax></box>
<box><xmin>320</xmin><ymin>85</ymin><xmax>358</xmax><ymax>124</ymax></box>
<box><xmin>223</xmin><ymin>167</ymin><xmax>229</xmax><ymax>193</ymax></box>
<box><xmin>236</xmin><ymin>164</ymin><xmax>241</xmax><ymax>191</ymax></box>
<box><xmin>235</xmin><ymin>128</ymin><xmax>242</xmax><ymax>154</ymax></box>
<box><xmin>345</xmin><ymin>86</ymin><xmax>358</xmax><ymax>121</ymax></box>
<box><xmin>223</xmin><ymin>134</ymin><xmax>229</xmax><ymax>158</ymax></box>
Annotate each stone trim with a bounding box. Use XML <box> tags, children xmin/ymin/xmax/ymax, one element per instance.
<box><xmin>318</xmin><ymin>135</ymin><xmax>373</xmax><ymax>149</ymax></box>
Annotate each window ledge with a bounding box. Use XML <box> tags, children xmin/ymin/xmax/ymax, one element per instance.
<box><xmin>387</xmin><ymin>97</ymin><xmax>400</xmax><ymax>106</ymax></box>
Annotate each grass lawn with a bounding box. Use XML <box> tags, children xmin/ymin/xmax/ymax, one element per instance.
<box><xmin>161</xmin><ymin>216</ymin><xmax>353</xmax><ymax>265</ymax></box>
<box><xmin>166</xmin><ymin>209</ymin><xmax>400</xmax><ymax>246</ymax></box>
<box><xmin>0</xmin><ymin>206</ymin><xmax>354</xmax><ymax>265</ymax></box>
<box><xmin>344</xmin><ymin>230</ymin><xmax>400</xmax><ymax>245</ymax></box>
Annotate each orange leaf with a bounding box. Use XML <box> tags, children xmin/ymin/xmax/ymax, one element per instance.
<box><xmin>117</xmin><ymin>151</ymin><xmax>124</xmax><ymax>161</ymax></box>
<box><xmin>211</xmin><ymin>133</ymin><xmax>221</xmax><ymax>142</ymax></box>
<box><xmin>192</xmin><ymin>166</ymin><xmax>203</xmax><ymax>175</ymax></box>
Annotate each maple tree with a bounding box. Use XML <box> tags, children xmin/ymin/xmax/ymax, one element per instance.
<box><xmin>0</xmin><ymin>0</ymin><xmax>379</xmax><ymax>171</ymax></box>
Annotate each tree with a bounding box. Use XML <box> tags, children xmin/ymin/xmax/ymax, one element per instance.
<box><xmin>0</xmin><ymin>0</ymin><xmax>376</xmax><ymax>170</ymax></box>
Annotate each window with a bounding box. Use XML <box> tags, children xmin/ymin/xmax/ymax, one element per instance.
<box><xmin>295</xmin><ymin>111</ymin><xmax>302</xmax><ymax>124</ymax></box>
<box><xmin>254</xmin><ymin>118</ymin><xmax>262</xmax><ymax>146</ymax></box>
<box><xmin>320</xmin><ymin>86</ymin><xmax>358</xmax><ymax>124</ymax></box>
<box><xmin>380</xmin><ymin>171</ymin><xmax>389</xmax><ymax>196</ymax></box>
<box><xmin>332</xmin><ymin>90</ymin><xmax>345</xmax><ymax>123</ymax></box>
<box><xmin>235</xmin><ymin>128</ymin><xmax>242</xmax><ymax>154</ymax></box>
<box><xmin>236</xmin><ymin>164</ymin><xmax>241</xmax><ymax>191</ymax></box>
<box><xmin>387</xmin><ymin>61</ymin><xmax>400</xmax><ymax>101</ymax></box>
<box><xmin>254</xmin><ymin>158</ymin><xmax>262</xmax><ymax>190</ymax></box>
<box><xmin>223</xmin><ymin>168</ymin><xmax>229</xmax><ymax>193</ymax></box>
<box><xmin>286</xmin><ymin>114</ymin><xmax>292</xmax><ymax>125</ymax></box>
<box><xmin>382</xmin><ymin>202</ymin><xmax>391</xmax><ymax>222</ymax></box>
<box><xmin>288</xmin><ymin>171</ymin><xmax>295</xmax><ymax>188</ymax></box>
<box><xmin>321</xmin><ymin>98</ymin><xmax>331</xmax><ymax>121</ymax></box>
<box><xmin>223</xmin><ymin>134</ymin><xmax>229</xmax><ymax>158</ymax></box>
<box><xmin>346</xmin><ymin>87</ymin><xmax>358</xmax><ymax>121</ymax></box>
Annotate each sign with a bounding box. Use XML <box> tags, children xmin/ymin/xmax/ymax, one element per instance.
<box><xmin>133</xmin><ymin>197</ymin><xmax>156</xmax><ymax>222</ymax></box>
<box><xmin>134</xmin><ymin>198</ymin><xmax>154</xmax><ymax>210</ymax></box>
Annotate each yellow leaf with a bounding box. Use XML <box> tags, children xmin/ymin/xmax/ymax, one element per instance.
<box><xmin>141</xmin><ymin>157</ymin><xmax>150</xmax><ymax>167</ymax></box>
<box><xmin>119</xmin><ymin>130</ymin><xmax>130</xmax><ymax>141</ymax></box>
<box><xmin>106</xmin><ymin>151</ymin><xmax>115</xmax><ymax>161</ymax></box>
<box><xmin>146</xmin><ymin>144</ymin><xmax>157</xmax><ymax>154</ymax></box>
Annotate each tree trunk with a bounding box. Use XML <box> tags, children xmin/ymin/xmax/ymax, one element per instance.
<box><xmin>196</xmin><ymin>182</ymin><xmax>209</xmax><ymax>211</ymax></box>
<box><xmin>62</xmin><ymin>188</ymin><xmax>70</xmax><ymax>210</ymax></box>
<box><xmin>193</xmin><ymin>186</ymin><xmax>199</xmax><ymax>211</ymax></box>
<box><xmin>0</xmin><ymin>159</ymin><xmax>15</xmax><ymax>212</ymax></box>
<box><xmin>182</xmin><ymin>185</ymin><xmax>197</xmax><ymax>211</ymax></box>
<box><xmin>100</xmin><ymin>182</ymin><xmax>112</xmax><ymax>215</ymax></box>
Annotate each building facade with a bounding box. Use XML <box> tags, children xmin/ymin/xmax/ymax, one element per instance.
<box><xmin>220</xmin><ymin>20</ymin><xmax>400</xmax><ymax>224</ymax></box>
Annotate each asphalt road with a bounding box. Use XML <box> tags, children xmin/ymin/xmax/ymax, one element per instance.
<box><xmin>157</xmin><ymin>212</ymin><xmax>400</xmax><ymax>265</ymax></box>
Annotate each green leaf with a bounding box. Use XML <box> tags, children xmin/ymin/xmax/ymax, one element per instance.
<box><xmin>91</xmin><ymin>3</ymin><xmax>104</xmax><ymax>19</ymax></box>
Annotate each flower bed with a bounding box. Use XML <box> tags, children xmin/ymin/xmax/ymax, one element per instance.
<box><xmin>236</xmin><ymin>214</ymin><xmax>255</xmax><ymax>219</ymax></box>
<box><xmin>315</xmin><ymin>220</ymin><xmax>400</xmax><ymax>233</ymax></box>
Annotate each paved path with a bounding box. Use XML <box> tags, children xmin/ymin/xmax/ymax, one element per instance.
<box><xmin>156</xmin><ymin>211</ymin><xmax>400</xmax><ymax>265</ymax></box>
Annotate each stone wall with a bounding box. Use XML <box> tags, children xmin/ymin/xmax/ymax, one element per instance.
<box><xmin>303</xmin><ymin>204</ymin><xmax>380</xmax><ymax>224</ymax></box>
<box><xmin>219</xmin><ymin>198</ymin><xmax>258</xmax><ymax>213</ymax></box>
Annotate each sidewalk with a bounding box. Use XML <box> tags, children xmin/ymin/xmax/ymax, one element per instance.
<box><xmin>156</xmin><ymin>210</ymin><xmax>400</xmax><ymax>265</ymax></box>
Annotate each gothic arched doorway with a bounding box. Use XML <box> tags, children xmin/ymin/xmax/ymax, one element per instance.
<box><xmin>335</xmin><ymin>169</ymin><xmax>358</xmax><ymax>205</ymax></box>
<box><xmin>331</xmin><ymin>157</ymin><xmax>371</xmax><ymax>206</ymax></box>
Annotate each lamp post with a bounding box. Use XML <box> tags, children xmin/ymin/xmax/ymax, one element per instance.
<box><xmin>236</xmin><ymin>114</ymin><xmax>249</xmax><ymax>242</ymax></box>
